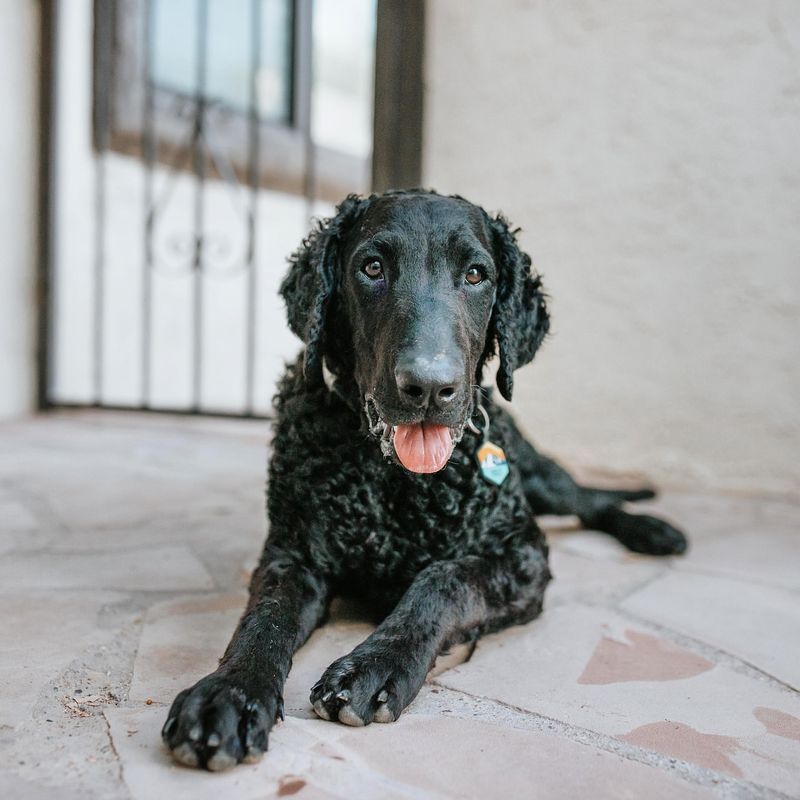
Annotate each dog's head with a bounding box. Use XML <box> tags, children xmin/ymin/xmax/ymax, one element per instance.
<box><xmin>280</xmin><ymin>190</ymin><xmax>549</xmax><ymax>473</ymax></box>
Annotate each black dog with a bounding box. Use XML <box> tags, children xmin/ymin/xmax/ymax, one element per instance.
<box><xmin>162</xmin><ymin>190</ymin><xmax>687</xmax><ymax>770</ymax></box>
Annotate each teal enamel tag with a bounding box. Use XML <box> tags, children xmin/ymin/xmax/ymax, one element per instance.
<box><xmin>476</xmin><ymin>440</ymin><xmax>509</xmax><ymax>486</ymax></box>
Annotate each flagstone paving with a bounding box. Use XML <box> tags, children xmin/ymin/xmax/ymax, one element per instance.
<box><xmin>0</xmin><ymin>410</ymin><xmax>798</xmax><ymax>799</ymax></box>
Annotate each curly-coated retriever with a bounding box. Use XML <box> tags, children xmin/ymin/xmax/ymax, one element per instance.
<box><xmin>162</xmin><ymin>189</ymin><xmax>687</xmax><ymax>770</ymax></box>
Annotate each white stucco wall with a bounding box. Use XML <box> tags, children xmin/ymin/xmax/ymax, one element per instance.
<box><xmin>0</xmin><ymin>0</ymin><xmax>39</xmax><ymax>418</ymax></box>
<box><xmin>424</xmin><ymin>0</ymin><xmax>800</xmax><ymax>494</ymax></box>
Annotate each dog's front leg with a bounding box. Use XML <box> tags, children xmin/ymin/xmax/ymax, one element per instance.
<box><xmin>162</xmin><ymin>550</ymin><xmax>328</xmax><ymax>770</ymax></box>
<box><xmin>311</xmin><ymin>542</ymin><xmax>550</xmax><ymax>726</ymax></box>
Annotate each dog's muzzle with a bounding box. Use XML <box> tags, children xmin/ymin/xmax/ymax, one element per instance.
<box><xmin>364</xmin><ymin>395</ymin><xmax>473</xmax><ymax>474</ymax></box>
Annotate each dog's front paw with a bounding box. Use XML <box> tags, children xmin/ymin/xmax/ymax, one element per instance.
<box><xmin>162</xmin><ymin>671</ymin><xmax>282</xmax><ymax>771</ymax></box>
<box><xmin>310</xmin><ymin>640</ymin><xmax>426</xmax><ymax>726</ymax></box>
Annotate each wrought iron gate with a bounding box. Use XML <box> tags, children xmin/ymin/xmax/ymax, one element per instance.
<box><xmin>43</xmin><ymin>0</ymin><xmax>422</xmax><ymax>416</ymax></box>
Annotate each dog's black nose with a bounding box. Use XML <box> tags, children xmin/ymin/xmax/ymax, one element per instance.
<box><xmin>395</xmin><ymin>357</ymin><xmax>461</xmax><ymax>409</ymax></box>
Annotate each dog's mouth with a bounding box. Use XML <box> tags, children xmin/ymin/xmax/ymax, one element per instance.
<box><xmin>392</xmin><ymin>421</ymin><xmax>455</xmax><ymax>473</ymax></box>
<box><xmin>364</xmin><ymin>397</ymin><xmax>466</xmax><ymax>474</ymax></box>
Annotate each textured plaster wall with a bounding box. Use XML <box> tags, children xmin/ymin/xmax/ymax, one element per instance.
<box><xmin>423</xmin><ymin>0</ymin><xmax>800</xmax><ymax>494</ymax></box>
<box><xmin>0</xmin><ymin>0</ymin><xmax>39</xmax><ymax>418</ymax></box>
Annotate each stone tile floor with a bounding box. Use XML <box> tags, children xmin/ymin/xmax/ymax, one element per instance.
<box><xmin>0</xmin><ymin>410</ymin><xmax>798</xmax><ymax>799</ymax></box>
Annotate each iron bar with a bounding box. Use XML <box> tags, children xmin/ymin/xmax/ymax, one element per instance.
<box><xmin>244</xmin><ymin>0</ymin><xmax>262</xmax><ymax>415</ymax></box>
<box><xmin>294</xmin><ymin>0</ymin><xmax>315</xmax><ymax>219</ymax></box>
<box><xmin>142</xmin><ymin>0</ymin><xmax>155</xmax><ymax>407</ymax></box>
<box><xmin>92</xmin><ymin>1</ymin><xmax>114</xmax><ymax>404</ymax></box>
<box><xmin>191</xmin><ymin>0</ymin><xmax>210</xmax><ymax>412</ymax></box>
<box><xmin>37</xmin><ymin>0</ymin><xmax>58</xmax><ymax>409</ymax></box>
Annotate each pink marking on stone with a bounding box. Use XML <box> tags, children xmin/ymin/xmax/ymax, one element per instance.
<box><xmin>618</xmin><ymin>721</ymin><xmax>744</xmax><ymax>778</ymax></box>
<box><xmin>577</xmin><ymin>629</ymin><xmax>714</xmax><ymax>685</ymax></box>
<box><xmin>754</xmin><ymin>707</ymin><xmax>800</xmax><ymax>742</ymax></box>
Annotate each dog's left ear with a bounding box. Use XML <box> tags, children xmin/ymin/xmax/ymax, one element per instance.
<box><xmin>280</xmin><ymin>194</ymin><xmax>368</xmax><ymax>384</ymax></box>
<box><xmin>486</xmin><ymin>213</ymin><xmax>550</xmax><ymax>400</ymax></box>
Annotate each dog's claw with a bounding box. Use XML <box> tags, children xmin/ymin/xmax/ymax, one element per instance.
<box><xmin>376</xmin><ymin>689</ymin><xmax>389</xmax><ymax>703</ymax></box>
<box><xmin>335</xmin><ymin>689</ymin><xmax>351</xmax><ymax>703</ymax></box>
<box><xmin>206</xmin><ymin>732</ymin><xmax>221</xmax><ymax>748</ymax></box>
<box><xmin>162</xmin><ymin>716</ymin><xmax>176</xmax><ymax>738</ymax></box>
<box><xmin>188</xmin><ymin>723</ymin><xmax>202</xmax><ymax>742</ymax></box>
<box><xmin>276</xmin><ymin>697</ymin><xmax>285</xmax><ymax>722</ymax></box>
<box><xmin>313</xmin><ymin>699</ymin><xmax>332</xmax><ymax>721</ymax></box>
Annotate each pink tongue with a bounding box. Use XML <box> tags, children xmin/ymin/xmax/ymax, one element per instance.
<box><xmin>393</xmin><ymin>422</ymin><xmax>453</xmax><ymax>474</ymax></box>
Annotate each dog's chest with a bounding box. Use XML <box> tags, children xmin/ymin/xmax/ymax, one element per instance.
<box><xmin>310</xmin><ymin>440</ymin><xmax>520</xmax><ymax>579</ymax></box>
<box><xmin>267</xmin><ymin>395</ymin><xmax>533</xmax><ymax>585</ymax></box>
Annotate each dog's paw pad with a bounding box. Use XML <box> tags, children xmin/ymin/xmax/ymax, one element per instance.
<box><xmin>312</xmin><ymin>699</ymin><xmax>332</xmax><ymax>720</ymax></box>
<box><xmin>206</xmin><ymin>749</ymin><xmax>238</xmax><ymax>772</ymax></box>
<box><xmin>338</xmin><ymin>704</ymin><xmax>366</xmax><ymax>726</ymax></box>
<box><xmin>241</xmin><ymin>747</ymin><xmax>265</xmax><ymax>764</ymax></box>
<box><xmin>374</xmin><ymin>703</ymin><xmax>395</xmax><ymax>723</ymax></box>
<box><xmin>172</xmin><ymin>742</ymin><xmax>200</xmax><ymax>767</ymax></box>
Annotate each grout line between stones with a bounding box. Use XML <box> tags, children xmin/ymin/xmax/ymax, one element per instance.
<box><xmin>608</xmin><ymin>606</ymin><xmax>800</xmax><ymax>696</ymax></box>
<box><xmin>670</xmin><ymin>562</ymin><xmax>800</xmax><ymax>598</ymax></box>
<box><xmin>557</xmin><ymin>554</ymin><xmax>799</xmax><ymax>694</ymax></box>
<box><xmin>101</xmin><ymin>709</ymin><xmax>127</xmax><ymax>791</ymax></box>
<box><xmin>424</xmin><ymin>683</ymin><xmax>793</xmax><ymax>800</ymax></box>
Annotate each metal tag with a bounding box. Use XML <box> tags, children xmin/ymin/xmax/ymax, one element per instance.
<box><xmin>476</xmin><ymin>440</ymin><xmax>509</xmax><ymax>486</ymax></box>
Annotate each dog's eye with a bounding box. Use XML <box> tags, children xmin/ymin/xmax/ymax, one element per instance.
<box><xmin>362</xmin><ymin>259</ymin><xmax>384</xmax><ymax>280</ymax></box>
<box><xmin>465</xmin><ymin>266</ymin><xmax>485</xmax><ymax>285</ymax></box>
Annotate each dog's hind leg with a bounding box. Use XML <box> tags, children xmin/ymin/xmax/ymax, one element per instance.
<box><xmin>577</xmin><ymin>504</ymin><xmax>687</xmax><ymax>555</ymax></box>
<box><xmin>498</xmin><ymin>408</ymin><xmax>687</xmax><ymax>555</ymax></box>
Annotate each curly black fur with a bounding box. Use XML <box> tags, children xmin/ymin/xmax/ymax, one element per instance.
<box><xmin>162</xmin><ymin>190</ymin><xmax>688</xmax><ymax>771</ymax></box>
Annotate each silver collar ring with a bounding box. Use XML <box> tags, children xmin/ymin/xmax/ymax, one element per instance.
<box><xmin>467</xmin><ymin>401</ymin><xmax>490</xmax><ymax>438</ymax></box>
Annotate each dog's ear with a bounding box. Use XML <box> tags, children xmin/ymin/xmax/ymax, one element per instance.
<box><xmin>486</xmin><ymin>213</ymin><xmax>550</xmax><ymax>400</ymax></box>
<box><xmin>280</xmin><ymin>194</ymin><xmax>367</xmax><ymax>384</ymax></box>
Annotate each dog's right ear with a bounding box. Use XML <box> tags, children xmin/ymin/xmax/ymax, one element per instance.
<box><xmin>280</xmin><ymin>194</ymin><xmax>368</xmax><ymax>384</ymax></box>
